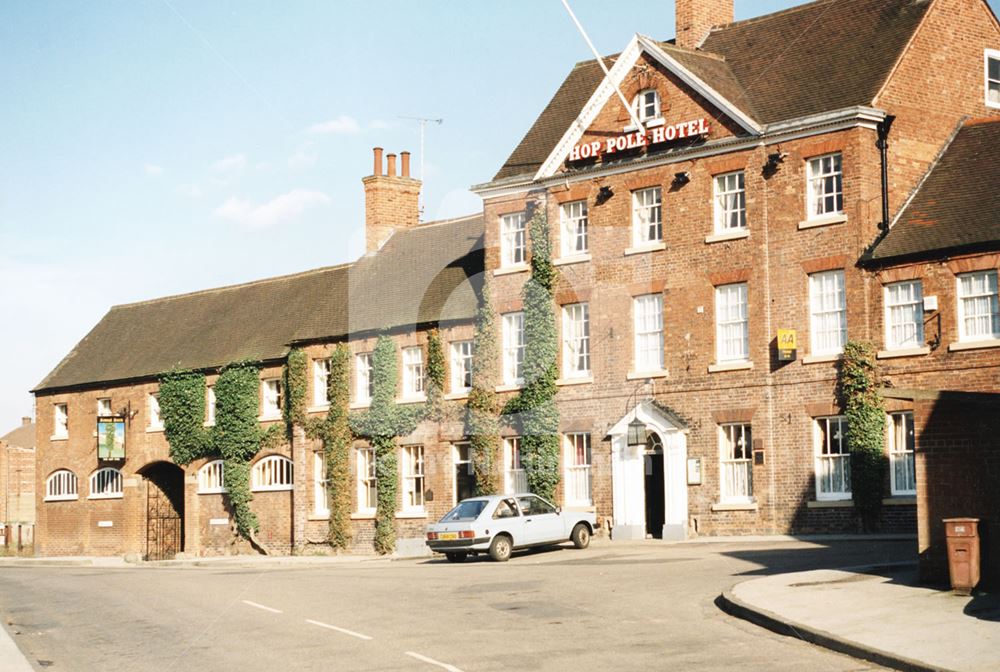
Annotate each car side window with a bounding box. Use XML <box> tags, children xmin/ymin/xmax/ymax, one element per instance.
<box><xmin>492</xmin><ymin>498</ymin><xmax>519</xmax><ymax>519</ymax></box>
<box><xmin>518</xmin><ymin>495</ymin><xmax>557</xmax><ymax>516</ymax></box>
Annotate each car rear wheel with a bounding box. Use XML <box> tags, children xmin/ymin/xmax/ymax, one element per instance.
<box><xmin>571</xmin><ymin>523</ymin><xmax>590</xmax><ymax>549</ymax></box>
<box><xmin>488</xmin><ymin>534</ymin><xmax>512</xmax><ymax>562</ymax></box>
<box><xmin>445</xmin><ymin>552</ymin><xmax>467</xmax><ymax>563</ymax></box>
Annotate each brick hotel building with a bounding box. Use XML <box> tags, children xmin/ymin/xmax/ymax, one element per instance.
<box><xmin>32</xmin><ymin>0</ymin><xmax>1000</xmax><ymax>580</ymax></box>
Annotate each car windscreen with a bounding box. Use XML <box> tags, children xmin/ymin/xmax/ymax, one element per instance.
<box><xmin>439</xmin><ymin>499</ymin><xmax>489</xmax><ymax>522</ymax></box>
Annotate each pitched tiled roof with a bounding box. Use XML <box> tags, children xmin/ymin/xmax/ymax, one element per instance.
<box><xmin>0</xmin><ymin>422</ymin><xmax>35</xmax><ymax>450</ymax></box>
<box><xmin>34</xmin><ymin>215</ymin><xmax>484</xmax><ymax>392</ymax></box>
<box><xmin>492</xmin><ymin>0</ymin><xmax>932</xmax><ymax>181</ymax></box>
<box><xmin>870</xmin><ymin>119</ymin><xmax>1000</xmax><ymax>262</ymax></box>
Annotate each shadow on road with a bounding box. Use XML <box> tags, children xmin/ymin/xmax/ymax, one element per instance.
<box><xmin>719</xmin><ymin>538</ymin><xmax>916</xmax><ymax>577</ymax></box>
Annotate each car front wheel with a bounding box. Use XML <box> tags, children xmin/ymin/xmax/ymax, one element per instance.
<box><xmin>488</xmin><ymin>534</ymin><xmax>512</xmax><ymax>562</ymax></box>
<box><xmin>571</xmin><ymin>523</ymin><xmax>591</xmax><ymax>549</ymax></box>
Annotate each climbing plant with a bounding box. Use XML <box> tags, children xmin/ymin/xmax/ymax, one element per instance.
<box><xmin>351</xmin><ymin>335</ymin><xmax>424</xmax><ymax>554</ymax></box>
<box><xmin>321</xmin><ymin>345</ymin><xmax>353</xmax><ymax>549</ymax></box>
<box><xmin>425</xmin><ymin>329</ymin><xmax>446</xmax><ymax>421</ymax></box>
<box><xmin>839</xmin><ymin>341</ymin><xmax>886</xmax><ymax>531</ymax></box>
<box><xmin>503</xmin><ymin>205</ymin><xmax>560</xmax><ymax>501</ymax></box>
<box><xmin>282</xmin><ymin>346</ymin><xmax>309</xmax><ymax>430</ymax></box>
<box><xmin>159</xmin><ymin>368</ymin><xmax>212</xmax><ymax>465</ymax></box>
<box><xmin>468</xmin><ymin>273</ymin><xmax>501</xmax><ymax>495</ymax></box>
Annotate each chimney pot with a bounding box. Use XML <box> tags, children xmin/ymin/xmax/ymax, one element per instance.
<box><xmin>21</xmin><ymin>417</ymin><xmax>30</xmax><ymax>426</ymax></box>
<box><xmin>401</xmin><ymin>151</ymin><xmax>411</xmax><ymax>178</ymax></box>
<box><xmin>387</xmin><ymin>153</ymin><xmax>397</xmax><ymax>177</ymax></box>
<box><xmin>373</xmin><ymin>147</ymin><xmax>384</xmax><ymax>176</ymax></box>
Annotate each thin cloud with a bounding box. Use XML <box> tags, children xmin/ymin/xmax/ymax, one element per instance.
<box><xmin>144</xmin><ymin>163</ymin><xmax>164</xmax><ymax>176</ymax></box>
<box><xmin>213</xmin><ymin>153</ymin><xmax>248</xmax><ymax>174</ymax></box>
<box><xmin>307</xmin><ymin>115</ymin><xmax>361</xmax><ymax>135</ymax></box>
<box><xmin>215</xmin><ymin>189</ymin><xmax>330</xmax><ymax>230</ymax></box>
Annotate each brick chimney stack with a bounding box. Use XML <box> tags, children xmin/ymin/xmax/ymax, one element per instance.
<box><xmin>362</xmin><ymin>147</ymin><xmax>422</xmax><ymax>253</ymax></box>
<box><xmin>676</xmin><ymin>0</ymin><xmax>733</xmax><ymax>49</ymax></box>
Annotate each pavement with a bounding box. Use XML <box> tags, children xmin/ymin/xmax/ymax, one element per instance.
<box><xmin>721</xmin><ymin>564</ymin><xmax>1000</xmax><ymax>672</ymax></box>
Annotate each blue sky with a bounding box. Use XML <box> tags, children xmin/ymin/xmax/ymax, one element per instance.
<box><xmin>2</xmin><ymin>0</ymin><xmax>998</xmax><ymax>431</ymax></box>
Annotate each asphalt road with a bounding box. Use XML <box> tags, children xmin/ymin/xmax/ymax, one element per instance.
<box><xmin>0</xmin><ymin>538</ymin><xmax>913</xmax><ymax>672</ymax></box>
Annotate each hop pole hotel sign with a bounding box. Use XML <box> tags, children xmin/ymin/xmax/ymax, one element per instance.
<box><xmin>568</xmin><ymin>117</ymin><xmax>711</xmax><ymax>162</ymax></box>
<box><xmin>97</xmin><ymin>416</ymin><xmax>126</xmax><ymax>461</ymax></box>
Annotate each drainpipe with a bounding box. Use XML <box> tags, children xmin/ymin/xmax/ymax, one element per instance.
<box><xmin>876</xmin><ymin>115</ymin><xmax>896</xmax><ymax>232</ymax></box>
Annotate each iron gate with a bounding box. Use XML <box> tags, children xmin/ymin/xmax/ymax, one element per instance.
<box><xmin>146</xmin><ymin>480</ymin><xmax>182</xmax><ymax>561</ymax></box>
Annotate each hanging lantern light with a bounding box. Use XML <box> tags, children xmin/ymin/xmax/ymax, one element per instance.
<box><xmin>627</xmin><ymin>416</ymin><xmax>647</xmax><ymax>448</ymax></box>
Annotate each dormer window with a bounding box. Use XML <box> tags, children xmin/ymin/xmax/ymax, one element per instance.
<box><xmin>632</xmin><ymin>89</ymin><xmax>661</xmax><ymax>123</ymax></box>
<box><xmin>987</xmin><ymin>49</ymin><xmax>1000</xmax><ymax>109</ymax></box>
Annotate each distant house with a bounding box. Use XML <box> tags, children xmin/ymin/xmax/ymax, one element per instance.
<box><xmin>1</xmin><ymin>417</ymin><xmax>36</xmax><ymax>550</ymax></box>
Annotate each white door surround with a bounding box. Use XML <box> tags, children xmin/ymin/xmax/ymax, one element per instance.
<box><xmin>608</xmin><ymin>400</ymin><xmax>689</xmax><ymax>541</ymax></box>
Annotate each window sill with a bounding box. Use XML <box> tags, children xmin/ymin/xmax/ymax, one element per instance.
<box><xmin>708</xmin><ymin>360</ymin><xmax>753</xmax><ymax>373</ymax></box>
<box><xmin>88</xmin><ymin>494</ymin><xmax>124</xmax><ymax>501</ymax></box>
<box><xmin>444</xmin><ymin>391</ymin><xmax>470</xmax><ymax>401</ymax></box>
<box><xmin>493</xmin><ymin>264</ymin><xmax>529</xmax><ymax>277</ymax></box>
<box><xmin>258</xmin><ymin>415</ymin><xmax>282</xmax><ymax>423</ymax></box>
<box><xmin>883</xmin><ymin>496</ymin><xmax>916</xmax><ymax>506</ymax></box>
<box><xmin>307</xmin><ymin>404</ymin><xmax>330</xmax><ymax>413</ymax></box>
<box><xmin>556</xmin><ymin>376</ymin><xmax>593</xmax><ymax>387</ymax></box>
<box><xmin>251</xmin><ymin>487</ymin><xmax>294</xmax><ymax>494</ymax></box>
<box><xmin>396</xmin><ymin>396</ymin><xmax>427</xmax><ymax>405</ymax></box>
<box><xmin>146</xmin><ymin>426</ymin><xmax>165</xmax><ymax>434</ymax></box>
<box><xmin>948</xmin><ymin>338</ymin><xmax>1000</xmax><ymax>352</ymax></box>
<box><xmin>801</xmin><ymin>353</ymin><xmax>842</xmax><ymax>365</ymax></box>
<box><xmin>711</xmin><ymin>502</ymin><xmax>758</xmax><ymax>512</ymax></box>
<box><xmin>625</xmin><ymin>117</ymin><xmax>664</xmax><ymax>132</ymax></box>
<box><xmin>624</xmin><ymin>242</ymin><xmax>666</xmax><ymax>256</ymax></box>
<box><xmin>204</xmin><ymin>421</ymin><xmax>215</xmax><ymax>428</ymax></box>
<box><xmin>395</xmin><ymin>511</ymin><xmax>427</xmax><ymax>520</ymax></box>
<box><xmin>198</xmin><ymin>490</ymin><xmax>228</xmax><ymax>496</ymax></box>
<box><xmin>349</xmin><ymin>401</ymin><xmax>371</xmax><ymax>410</ymax></box>
<box><xmin>798</xmin><ymin>213</ymin><xmax>848</xmax><ymax>230</ymax></box>
<box><xmin>705</xmin><ymin>229</ymin><xmax>749</xmax><ymax>244</ymax></box>
<box><xmin>495</xmin><ymin>383</ymin><xmax>524</xmax><ymax>393</ymax></box>
<box><xmin>44</xmin><ymin>496</ymin><xmax>78</xmax><ymax>503</ymax></box>
<box><xmin>877</xmin><ymin>346</ymin><xmax>931</xmax><ymax>359</ymax></box>
<box><xmin>351</xmin><ymin>512</ymin><xmax>376</xmax><ymax>520</ymax></box>
<box><xmin>308</xmin><ymin>514</ymin><xmax>331</xmax><ymax>522</ymax></box>
<box><xmin>627</xmin><ymin>369</ymin><xmax>668</xmax><ymax>380</ymax></box>
<box><xmin>807</xmin><ymin>499</ymin><xmax>853</xmax><ymax>508</ymax></box>
<box><xmin>50</xmin><ymin>435</ymin><xmax>68</xmax><ymax>442</ymax></box>
<box><xmin>553</xmin><ymin>254</ymin><xmax>591</xmax><ymax>266</ymax></box>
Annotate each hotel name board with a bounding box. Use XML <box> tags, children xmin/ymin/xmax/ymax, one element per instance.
<box><xmin>568</xmin><ymin>117</ymin><xmax>711</xmax><ymax>162</ymax></box>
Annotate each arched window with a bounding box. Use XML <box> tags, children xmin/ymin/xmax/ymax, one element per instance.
<box><xmin>198</xmin><ymin>460</ymin><xmax>227</xmax><ymax>494</ymax></box>
<box><xmin>45</xmin><ymin>470</ymin><xmax>78</xmax><ymax>501</ymax></box>
<box><xmin>251</xmin><ymin>455</ymin><xmax>293</xmax><ymax>492</ymax></box>
<box><xmin>89</xmin><ymin>468</ymin><xmax>123</xmax><ymax>499</ymax></box>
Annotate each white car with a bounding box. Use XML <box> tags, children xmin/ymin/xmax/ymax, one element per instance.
<box><xmin>425</xmin><ymin>493</ymin><xmax>596</xmax><ymax>562</ymax></box>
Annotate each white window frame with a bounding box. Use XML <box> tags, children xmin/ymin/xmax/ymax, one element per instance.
<box><xmin>206</xmin><ymin>385</ymin><xmax>216</xmax><ymax>426</ymax></box>
<box><xmin>564</xmin><ymin>433</ymin><xmax>592</xmax><ymax>507</ymax></box>
<box><xmin>719</xmin><ymin>424</ymin><xmax>753</xmax><ymax>503</ymax></box>
<box><xmin>632</xmin><ymin>187</ymin><xmax>662</xmax><ymax>246</ymax></box>
<box><xmin>809</xmin><ymin>270</ymin><xmax>847</xmax><ymax>355</ymax></box>
<box><xmin>632</xmin><ymin>88</ymin><xmax>661</xmax><ymax>123</ymax></box>
<box><xmin>560</xmin><ymin>200</ymin><xmax>589</xmax><ymax>257</ymax></box>
<box><xmin>357</xmin><ymin>447</ymin><xmax>377</xmax><ymax>514</ymax></box>
<box><xmin>261</xmin><ymin>379</ymin><xmax>282</xmax><ymax>419</ymax></box>
<box><xmin>97</xmin><ymin>398</ymin><xmax>112</xmax><ymax>417</ymax></box>
<box><xmin>502</xmin><ymin>312</ymin><xmax>526</xmax><ymax>385</ymax></box>
<box><xmin>884</xmin><ymin>280</ymin><xmax>924</xmax><ymax>350</ymax></box>
<box><xmin>503</xmin><ymin>437</ymin><xmax>527</xmax><ymax>494</ymax></box>
<box><xmin>402</xmin><ymin>346</ymin><xmax>425</xmax><ymax>399</ymax></box>
<box><xmin>888</xmin><ymin>412</ymin><xmax>916</xmax><ymax>496</ymax></box>
<box><xmin>715</xmin><ymin>283</ymin><xmax>749</xmax><ymax>363</ymax></box>
<box><xmin>401</xmin><ymin>445</ymin><xmax>425</xmax><ymax>512</ymax></box>
<box><xmin>815</xmin><ymin>416</ymin><xmax>851</xmax><ymax>501</ymax></box>
<box><xmin>453</xmin><ymin>441</ymin><xmax>473</xmax><ymax>505</ymax></box>
<box><xmin>198</xmin><ymin>460</ymin><xmax>227</xmax><ymax>494</ymax></box>
<box><xmin>356</xmin><ymin>353</ymin><xmax>374</xmax><ymax>404</ymax></box>
<box><xmin>561</xmin><ymin>302</ymin><xmax>591</xmax><ymax>378</ymax></box>
<box><xmin>251</xmin><ymin>455</ymin><xmax>293</xmax><ymax>492</ymax></box>
<box><xmin>500</xmin><ymin>212</ymin><xmax>527</xmax><ymax>268</ymax></box>
<box><xmin>714</xmin><ymin>171</ymin><xmax>747</xmax><ymax>233</ymax></box>
<box><xmin>313</xmin><ymin>358</ymin><xmax>331</xmax><ymax>407</ymax></box>
<box><xmin>957</xmin><ymin>270</ymin><xmax>1000</xmax><ymax>342</ymax></box>
<box><xmin>148</xmin><ymin>393</ymin><xmax>163</xmax><ymax>430</ymax></box>
<box><xmin>986</xmin><ymin>49</ymin><xmax>1000</xmax><ymax>109</ymax></box>
<box><xmin>450</xmin><ymin>340</ymin><xmax>474</xmax><ymax>394</ymax></box>
<box><xmin>313</xmin><ymin>452</ymin><xmax>329</xmax><ymax>517</ymax></box>
<box><xmin>45</xmin><ymin>470</ymin><xmax>78</xmax><ymax>502</ymax></box>
<box><xmin>53</xmin><ymin>403</ymin><xmax>68</xmax><ymax>439</ymax></box>
<box><xmin>89</xmin><ymin>467</ymin><xmax>123</xmax><ymax>500</ymax></box>
<box><xmin>633</xmin><ymin>294</ymin><xmax>664</xmax><ymax>372</ymax></box>
<box><xmin>807</xmin><ymin>153</ymin><xmax>844</xmax><ymax>219</ymax></box>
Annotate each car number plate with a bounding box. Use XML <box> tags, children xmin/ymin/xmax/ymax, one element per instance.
<box><xmin>439</xmin><ymin>532</ymin><xmax>459</xmax><ymax>540</ymax></box>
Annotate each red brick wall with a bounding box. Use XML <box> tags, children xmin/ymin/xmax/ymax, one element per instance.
<box><xmin>1</xmin><ymin>443</ymin><xmax>35</xmax><ymax>524</ymax></box>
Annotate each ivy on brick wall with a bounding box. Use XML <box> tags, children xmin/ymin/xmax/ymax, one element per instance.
<box><xmin>159</xmin><ymin>368</ymin><xmax>212</xmax><ymax>465</ymax></box>
<box><xmin>839</xmin><ymin>341</ymin><xmax>886</xmax><ymax>531</ymax></box>
<box><xmin>425</xmin><ymin>329</ymin><xmax>446</xmax><ymax>421</ymax></box>
<box><xmin>468</xmin><ymin>273</ymin><xmax>501</xmax><ymax>495</ymax></box>
<box><xmin>282</xmin><ymin>347</ymin><xmax>309</xmax><ymax>430</ymax></box>
<box><xmin>350</xmin><ymin>335</ymin><xmax>424</xmax><ymax>554</ymax></box>
<box><xmin>503</xmin><ymin>204</ymin><xmax>560</xmax><ymax>502</ymax></box>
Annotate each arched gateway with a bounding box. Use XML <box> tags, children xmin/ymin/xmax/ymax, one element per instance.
<box><xmin>608</xmin><ymin>401</ymin><xmax>688</xmax><ymax>541</ymax></box>
<box><xmin>138</xmin><ymin>461</ymin><xmax>185</xmax><ymax>560</ymax></box>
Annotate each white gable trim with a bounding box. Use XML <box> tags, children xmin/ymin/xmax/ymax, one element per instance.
<box><xmin>606</xmin><ymin>399</ymin><xmax>688</xmax><ymax>437</ymax></box>
<box><xmin>533</xmin><ymin>33</ymin><xmax>762</xmax><ymax>181</ymax></box>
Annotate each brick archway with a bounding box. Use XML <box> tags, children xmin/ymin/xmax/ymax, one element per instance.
<box><xmin>139</xmin><ymin>461</ymin><xmax>184</xmax><ymax>561</ymax></box>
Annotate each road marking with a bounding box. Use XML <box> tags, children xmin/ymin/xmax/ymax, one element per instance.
<box><xmin>405</xmin><ymin>651</ymin><xmax>465</xmax><ymax>672</ymax></box>
<box><xmin>305</xmin><ymin>619</ymin><xmax>373</xmax><ymax>641</ymax></box>
<box><xmin>241</xmin><ymin>600</ymin><xmax>282</xmax><ymax>614</ymax></box>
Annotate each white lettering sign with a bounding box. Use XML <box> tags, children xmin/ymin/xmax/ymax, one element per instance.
<box><xmin>569</xmin><ymin>118</ymin><xmax>710</xmax><ymax>162</ymax></box>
